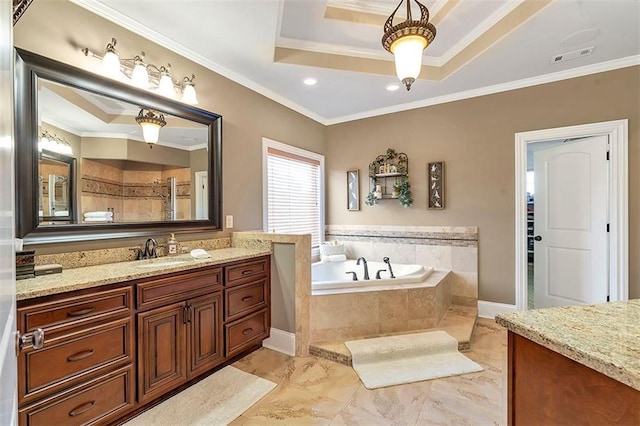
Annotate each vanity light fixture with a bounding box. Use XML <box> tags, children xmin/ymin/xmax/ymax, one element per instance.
<box><xmin>39</xmin><ymin>130</ymin><xmax>73</xmax><ymax>156</ymax></box>
<box><xmin>135</xmin><ymin>108</ymin><xmax>166</xmax><ymax>148</ymax></box>
<box><xmin>382</xmin><ymin>0</ymin><xmax>436</xmax><ymax>91</ymax></box>
<box><xmin>82</xmin><ymin>38</ymin><xmax>199</xmax><ymax>105</ymax></box>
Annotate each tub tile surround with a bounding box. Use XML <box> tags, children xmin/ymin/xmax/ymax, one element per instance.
<box><xmin>308</xmin><ymin>225</ymin><xmax>479</xmax><ymax>363</ymax></box>
<box><xmin>325</xmin><ymin>224</ymin><xmax>479</xmax><ymax>307</ymax></box>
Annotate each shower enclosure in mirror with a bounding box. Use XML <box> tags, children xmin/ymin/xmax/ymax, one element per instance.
<box><xmin>15</xmin><ymin>48</ymin><xmax>222</xmax><ymax>244</ymax></box>
<box><xmin>38</xmin><ymin>79</ymin><xmax>208</xmax><ymax>224</ymax></box>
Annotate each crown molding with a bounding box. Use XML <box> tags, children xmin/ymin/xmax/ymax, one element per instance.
<box><xmin>325</xmin><ymin>55</ymin><xmax>640</xmax><ymax>125</ymax></box>
<box><xmin>70</xmin><ymin>0</ymin><xmax>327</xmax><ymax>125</ymax></box>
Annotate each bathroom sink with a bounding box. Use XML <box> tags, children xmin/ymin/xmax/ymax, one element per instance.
<box><xmin>136</xmin><ymin>260</ymin><xmax>188</xmax><ymax>268</ymax></box>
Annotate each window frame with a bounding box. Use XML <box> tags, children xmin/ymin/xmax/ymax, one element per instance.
<box><xmin>262</xmin><ymin>138</ymin><xmax>325</xmax><ymax>255</ymax></box>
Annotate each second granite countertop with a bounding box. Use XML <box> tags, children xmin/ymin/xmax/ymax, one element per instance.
<box><xmin>496</xmin><ymin>300</ymin><xmax>640</xmax><ymax>391</ymax></box>
<box><xmin>16</xmin><ymin>247</ymin><xmax>271</xmax><ymax>301</ymax></box>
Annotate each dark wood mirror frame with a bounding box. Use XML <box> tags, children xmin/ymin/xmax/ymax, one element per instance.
<box><xmin>15</xmin><ymin>48</ymin><xmax>223</xmax><ymax>245</ymax></box>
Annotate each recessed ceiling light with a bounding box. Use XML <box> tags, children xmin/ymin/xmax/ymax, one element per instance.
<box><xmin>303</xmin><ymin>77</ymin><xmax>317</xmax><ymax>86</ymax></box>
<box><xmin>386</xmin><ymin>83</ymin><xmax>400</xmax><ymax>92</ymax></box>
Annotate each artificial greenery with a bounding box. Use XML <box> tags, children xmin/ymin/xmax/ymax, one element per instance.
<box><xmin>365</xmin><ymin>148</ymin><xmax>413</xmax><ymax>208</ymax></box>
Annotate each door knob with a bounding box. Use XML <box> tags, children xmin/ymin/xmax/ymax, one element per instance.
<box><xmin>534</xmin><ymin>235</ymin><xmax>542</xmax><ymax>241</ymax></box>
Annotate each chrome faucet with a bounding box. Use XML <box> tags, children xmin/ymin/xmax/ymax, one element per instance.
<box><xmin>356</xmin><ymin>257</ymin><xmax>370</xmax><ymax>280</ymax></box>
<box><xmin>143</xmin><ymin>238</ymin><xmax>158</xmax><ymax>259</ymax></box>
<box><xmin>383</xmin><ymin>257</ymin><xmax>395</xmax><ymax>278</ymax></box>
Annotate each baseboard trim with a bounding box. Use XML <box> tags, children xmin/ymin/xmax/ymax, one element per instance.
<box><xmin>262</xmin><ymin>328</ymin><xmax>296</xmax><ymax>356</ymax></box>
<box><xmin>478</xmin><ymin>300</ymin><xmax>518</xmax><ymax>319</ymax></box>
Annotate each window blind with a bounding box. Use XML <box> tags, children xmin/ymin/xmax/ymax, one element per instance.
<box><xmin>266</xmin><ymin>147</ymin><xmax>321</xmax><ymax>249</ymax></box>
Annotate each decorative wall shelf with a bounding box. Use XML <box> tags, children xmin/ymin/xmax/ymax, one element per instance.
<box><xmin>365</xmin><ymin>148</ymin><xmax>413</xmax><ymax>208</ymax></box>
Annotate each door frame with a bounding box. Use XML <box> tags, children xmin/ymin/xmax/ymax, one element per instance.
<box><xmin>194</xmin><ymin>171</ymin><xmax>207</xmax><ymax>220</ymax></box>
<box><xmin>514</xmin><ymin>119</ymin><xmax>628</xmax><ymax>311</ymax></box>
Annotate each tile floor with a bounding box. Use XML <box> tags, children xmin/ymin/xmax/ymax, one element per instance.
<box><xmin>230</xmin><ymin>318</ymin><xmax>507</xmax><ymax>425</ymax></box>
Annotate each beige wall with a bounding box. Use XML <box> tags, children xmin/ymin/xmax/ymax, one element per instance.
<box><xmin>326</xmin><ymin>66</ymin><xmax>640</xmax><ymax>304</ymax></box>
<box><xmin>15</xmin><ymin>0</ymin><xmax>325</xmax><ymax>253</ymax></box>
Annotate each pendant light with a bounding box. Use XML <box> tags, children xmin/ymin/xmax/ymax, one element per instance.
<box><xmin>382</xmin><ymin>0</ymin><xmax>436</xmax><ymax>91</ymax></box>
<box><xmin>135</xmin><ymin>108</ymin><xmax>166</xmax><ymax>148</ymax></box>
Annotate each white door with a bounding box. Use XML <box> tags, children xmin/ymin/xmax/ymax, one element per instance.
<box><xmin>195</xmin><ymin>171</ymin><xmax>208</xmax><ymax>219</ymax></box>
<box><xmin>533</xmin><ymin>135</ymin><xmax>608</xmax><ymax>308</ymax></box>
<box><xmin>0</xmin><ymin>0</ymin><xmax>17</xmax><ymax>423</ymax></box>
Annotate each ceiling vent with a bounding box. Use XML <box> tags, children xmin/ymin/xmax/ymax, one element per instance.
<box><xmin>550</xmin><ymin>46</ymin><xmax>595</xmax><ymax>64</ymax></box>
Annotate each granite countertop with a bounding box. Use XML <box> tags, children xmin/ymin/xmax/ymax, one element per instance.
<box><xmin>16</xmin><ymin>247</ymin><xmax>271</xmax><ymax>301</ymax></box>
<box><xmin>496</xmin><ymin>300</ymin><xmax>640</xmax><ymax>391</ymax></box>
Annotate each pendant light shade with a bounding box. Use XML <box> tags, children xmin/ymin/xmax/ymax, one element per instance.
<box><xmin>135</xmin><ymin>108</ymin><xmax>166</xmax><ymax>147</ymax></box>
<box><xmin>382</xmin><ymin>0</ymin><xmax>436</xmax><ymax>91</ymax></box>
<box><xmin>131</xmin><ymin>54</ymin><xmax>149</xmax><ymax>88</ymax></box>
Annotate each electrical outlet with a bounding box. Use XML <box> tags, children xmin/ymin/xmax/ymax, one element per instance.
<box><xmin>226</xmin><ymin>215</ymin><xmax>233</xmax><ymax>229</ymax></box>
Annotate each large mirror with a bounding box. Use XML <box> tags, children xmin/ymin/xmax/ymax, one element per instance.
<box><xmin>15</xmin><ymin>48</ymin><xmax>222</xmax><ymax>244</ymax></box>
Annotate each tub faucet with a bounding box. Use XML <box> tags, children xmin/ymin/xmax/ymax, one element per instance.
<box><xmin>383</xmin><ymin>257</ymin><xmax>395</xmax><ymax>278</ymax></box>
<box><xmin>375</xmin><ymin>269</ymin><xmax>387</xmax><ymax>279</ymax></box>
<box><xmin>345</xmin><ymin>271</ymin><xmax>358</xmax><ymax>281</ymax></box>
<box><xmin>144</xmin><ymin>238</ymin><xmax>158</xmax><ymax>259</ymax></box>
<box><xmin>356</xmin><ymin>257</ymin><xmax>370</xmax><ymax>280</ymax></box>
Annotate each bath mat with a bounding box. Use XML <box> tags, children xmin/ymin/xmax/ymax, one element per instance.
<box><xmin>124</xmin><ymin>366</ymin><xmax>277</xmax><ymax>425</ymax></box>
<box><xmin>345</xmin><ymin>330</ymin><xmax>483</xmax><ymax>389</ymax></box>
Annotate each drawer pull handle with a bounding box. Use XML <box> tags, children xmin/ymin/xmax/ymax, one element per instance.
<box><xmin>241</xmin><ymin>270</ymin><xmax>253</xmax><ymax>276</ymax></box>
<box><xmin>242</xmin><ymin>327</ymin><xmax>253</xmax><ymax>335</ymax></box>
<box><xmin>67</xmin><ymin>349</ymin><xmax>95</xmax><ymax>362</ymax></box>
<box><xmin>68</xmin><ymin>401</ymin><xmax>96</xmax><ymax>417</ymax></box>
<box><xmin>67</xmin><ymin>307</ymin><xmax>95</xmax><ymax>317</ymax></box>
<box><xmin>241</xmin><ymin>296</ymin><xmax>254</xmax><ymax>302</ymax></box>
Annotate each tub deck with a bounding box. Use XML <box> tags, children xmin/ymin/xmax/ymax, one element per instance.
<box><xmin>309</xmin><ymin>304</ymin><xmax>478</xmax><ymax>366</ymax></box>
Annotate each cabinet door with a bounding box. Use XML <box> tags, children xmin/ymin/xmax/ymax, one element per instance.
<box><xmin>187</xmin><ymin>293</ymin><xmax>223</xmax><ymax>379</ymax></box>
<box><xmin>137</xmin><ymin>302</ymin><xmax>186</xmax><ymax>403</ymax></box>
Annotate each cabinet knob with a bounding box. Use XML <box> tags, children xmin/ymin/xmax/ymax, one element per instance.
<box><xmin>534</xmin><ymin>235</ymin><xmax>542</xmax><ymax>241</ymax></box>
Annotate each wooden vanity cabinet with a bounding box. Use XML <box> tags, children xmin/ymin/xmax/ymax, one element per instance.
<box><xmin>223</xmin><ymin>256</ymin><xmax>270</xmax><ymax>357</ymax></box>
<box><xmin>16</xmin><ymin>255</ymin><xmax>270</xmax><ymax>425</ymax></box>
<box><xmin>136</xmin><ymin>268</ymin><xmax>223</xmax><ymax>403</ymax></box>
<box><xmin>16</xmin><ymin>284</ymin><xmax>135</xmax><ymax>425</ymax></box>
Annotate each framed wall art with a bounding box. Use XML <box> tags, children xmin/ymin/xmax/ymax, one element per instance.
<box><xmin>428</xmin><ymin>162</ymin><xmax>444</xmax><ymax>209</ymax></box>
<box><xmin>347</xmin><ymin>169</ymin><xmax>360</xmax><ymax>211</ymax></box>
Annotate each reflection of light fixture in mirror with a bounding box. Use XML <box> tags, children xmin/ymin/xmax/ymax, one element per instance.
<box><xmin>82</xmin><ymin>38</ymin><xmax>199</xmax><ymax>105</ymax></box>
<box><xmin>39</xmin><ymin>130</ymin><xmax>73</xmax><ymax>156</ymax></box>
<box><xmin>135</xmin><ymin>108</ymin><xmax>166</xmax><ymax>148</ymax></box>
<box><xmin>382</xmin><ymin>0</ymin><xmax>436</xmax><ymax>91</ymax></box>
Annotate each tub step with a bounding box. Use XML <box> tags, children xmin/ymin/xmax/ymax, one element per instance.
<box><xmin>309</xmin><ymin>305</ymin><xmax>477</xmax><ymax>366</ymax></box>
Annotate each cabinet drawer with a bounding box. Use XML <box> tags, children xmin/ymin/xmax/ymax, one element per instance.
<box><xmin>225</xmin><ymin>309</ymin><xmax>269</xmax><ymax>357</ymax></box>
<box><xmin>137</xmin><ymin>267</ymin><xmax>222</xmax><ymax>310</ymax></box>
<box><xmin>19</xmin><ymin>364</ymin><xmax>134</xmax><ymax>426</ymax></box>
<box><xmin>225</xmin><ymin>257</ymin><xmax>269</xmax><ymax>287</ymax></box>
<box><xmin>19</xmin><ymin>317</ymin><xmax>133</xmax><ymax>404</ymax></box>
<box><xmin>225</xmin><ymin>279</ymin><xmax>267</xmax><ymax>322</ymax></box>
<box><xmin>18</xmin><ymin>286</ymin><xmax>132</xmax><ymax>335</ymax></box>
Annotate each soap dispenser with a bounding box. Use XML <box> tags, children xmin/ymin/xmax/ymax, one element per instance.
<box><xmin>167</xmin><ymin>233</ymin><xmax>178</xmax><ymax>256</ymax></box>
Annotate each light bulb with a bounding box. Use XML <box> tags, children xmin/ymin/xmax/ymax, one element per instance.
<box><xmin>131</xmin><ymin>63</ymin><xmax>149</xmax><ymax>88</ymax></box>
<box><xmin>181</xmin><ymin>83</ymin><xmax>198</xmax><ymax>104</ymax></box>
<box><xmin>158</xmin><ymin>74</ymin><xmax>176</xmax><ymax>98</ymax></box>
<box><xmin>391</xmin><ymin>35</ymin><xmax>427</xmax><ymax>90</ymax></box>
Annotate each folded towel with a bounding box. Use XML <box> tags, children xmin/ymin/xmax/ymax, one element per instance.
<box><xmin>84</xmin><ymin>217</ymin><xmax>112</xmax><ymax>222</ymax></box>
<box><xmin>54</xmin><ymin>210</ymin><xmax>69</xmax><ymax>216</ymax></box>
<box><xmin>84</xmin><ymin>211</ymin><xmax>113</xmax><ymax>218</ymax></box>
<box><xmin>321</xmin><ymin>254</ymin><xmax>347</xmax><ymax>262</ymax></box>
